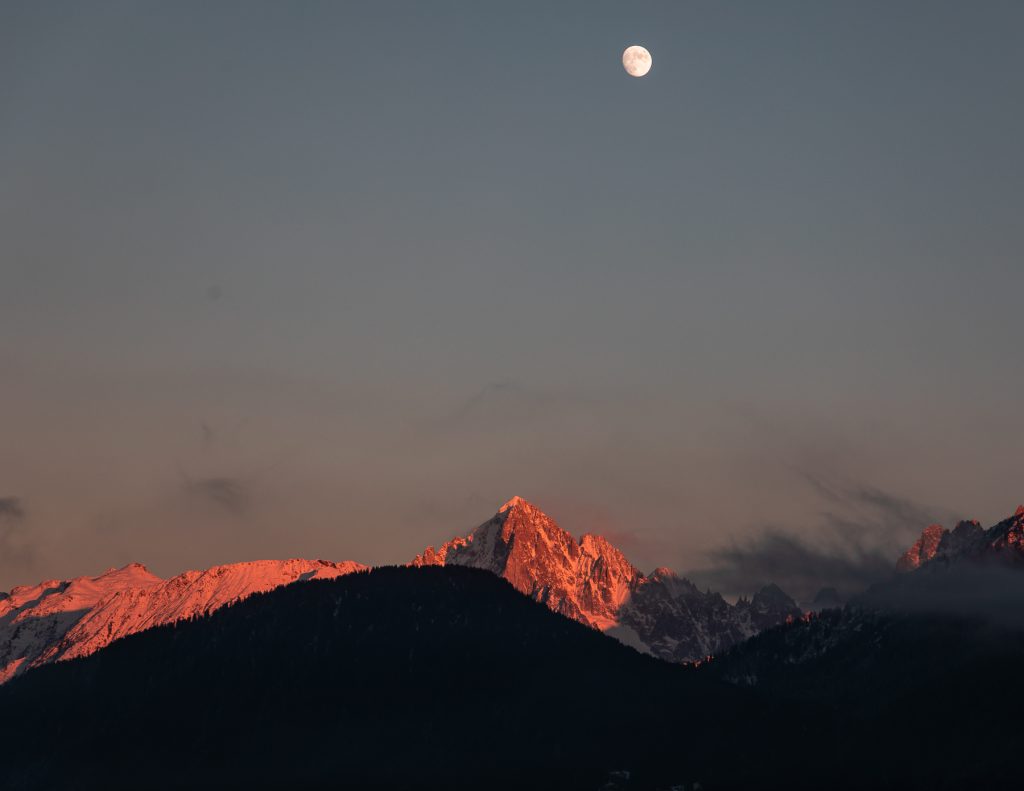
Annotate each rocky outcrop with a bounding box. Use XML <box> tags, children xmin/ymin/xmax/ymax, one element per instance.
<box><xmin>896</xmin><ymin>524</ymin><xmax>947</xmax><ymax>572</ymax></box>
<box><xmin>414</xmin><ymin>497</ymin><xmax>800</xmax><ymax>662</ymax></box>
<box><xmin>896</xmin><ymin>507</ymin><xmax>1024</xmax><ymax>572</ymax></box>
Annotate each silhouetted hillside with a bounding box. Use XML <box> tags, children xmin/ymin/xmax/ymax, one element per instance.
<box><xmin>711</xmin><ymin>607</ymin><xmax>1024</xmax><ymax>789</ymax></box>
<box><xmin>0</xmin><ymin>565</ymin><xmax>755</xmax><ymax>791</ymax></box>
<box><xmin>3</xmin><ymin>565</ymin><xmax>1023</xmax><ymax>790</ymax></box>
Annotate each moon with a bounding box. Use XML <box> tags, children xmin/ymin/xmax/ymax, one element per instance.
<box><xmin>622</xmin><ymin>45</ymin><xmax>652</xmax><ymax>78</ymax></box>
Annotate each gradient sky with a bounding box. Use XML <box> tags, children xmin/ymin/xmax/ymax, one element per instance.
<box><xmin>2</xmin><ymin>1</ymin><xmax>1023</xmax><ymax>595</ymax></box>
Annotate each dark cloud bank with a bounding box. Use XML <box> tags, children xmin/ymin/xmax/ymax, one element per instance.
<box><xmin>690</xmin><ymin>477</ymin><xmax>958</xmax><ymax>603</ymax></box>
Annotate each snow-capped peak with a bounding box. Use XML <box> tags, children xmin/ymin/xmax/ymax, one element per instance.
<box><xmin>0</xmin><ymin>557</ymin><xmax>366</xmax><ymax>684</ymax></box>
<box><xmin>412</xmin><ymin>497</ymin><xmax>800</xmax><ymax>662</ymax></box>
<box><xmin>0</xmin><ymin>497</ymin><xmax>805</xmax><ymax>679</ymax></box>
<box><xmin>498</xmin><ymin>495</ymin><xmax>531</xmax><ymax>513</ymax></box>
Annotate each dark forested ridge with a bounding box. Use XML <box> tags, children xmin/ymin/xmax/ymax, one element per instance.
<box><xmin>0</xmin><ymin>566</ymin><xmax>754</xmax><ymax>790</ymax></box>
<box><xmin>710</xmin><ymin>606</ymin><xmax>1024</xmax><ymax>790</ymax></box>
<box><xmin>1</xmin><ymin>565</ymin><xmax>1022</xmax><ymax>791</ymax></box>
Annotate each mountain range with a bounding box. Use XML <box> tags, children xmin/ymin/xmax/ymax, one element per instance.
<box><xmin>413</xmin><ymin>496</ymin><xmax>801</xmax><ymax>660</ymax></box>
<box><xmin>3</xmin><ymin>499</ymin><xmax>1024</xmax><ymax>788</ymax></box>
<box><xmin>0</xmin><ymin>565</ymin><xmax>750</xmax><ymax>791</ymax></box>
<box><xmin>5</xmin><ymin>498</ymin><xmax>1024</xmax><ymax>688</ymax></box>
<box><xmin>3</xmin><ymin>560</ymin><xmax>1023</xmax><ymax>790</ymax></box>
<box><xmin>897</xmin><ymin>505</ymin><xmax>1024</xmax><ymax>571</ymax></box>
<box><xmin>0</xmin><ymin>496</ymin><xmax>799</xmax><ymax>681</ymax></box>
<box><xmin>0</xmin><ymin>558</ymin><xmax>365</xmax><ymax>683</ymax></box>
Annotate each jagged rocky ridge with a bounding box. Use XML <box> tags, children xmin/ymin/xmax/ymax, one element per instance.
<box><xmin>412</xmin><ymin>496</ymin><xmax>801</xmax><ymax>661</ymax></box>
<box><xmin>0</xmin><ymin>558</ymin><xmax>366</xmax><ymax>682</ymax></box>
<box><xmin>897</xmin><ymin>505</ymin><xmax>1024</xmax><ymax>572</ymax></box>
<box><xmin>720</xmin><ymin>503</ymin><xmax>1024</xmax><ymax>695</ymax></box>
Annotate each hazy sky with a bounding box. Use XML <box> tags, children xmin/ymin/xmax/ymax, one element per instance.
<box><xmin>2</xmin><ymin>1</ymin><xmax>1023</xmax><ymax>595</ymax></box>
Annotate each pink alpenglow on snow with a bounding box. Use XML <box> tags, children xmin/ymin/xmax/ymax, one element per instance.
<box><xmin>0</xmin><ymin>558</ymin><xmax>366</xmax><ymax>683</ymax></box>
<box><xmin>412</xmin><ymin>496</ymin><xmax>801</xmax><ymax>662</ymax></box>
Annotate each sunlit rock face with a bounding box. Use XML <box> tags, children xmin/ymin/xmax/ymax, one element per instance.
<box><xmin>0</xmin><ymin>558</ymin><xmax>366</xmax><ymax>683</ymax></box>
<box><xmin>413</xmin><ymin>496</ymin><xmax>637</xmax><ymax>627</ymax></box>
<box><xmin>897</xmin><ymin>524</ymin><xmax>948</xmax><ymax>572</ymax></box>
<box><xmin>414</xmin><ymin>497</ymin><xmax>800</xmax><ymax>662</ymax></box>
<box><xmin>896</xmin><ymin>506</ymin><xmax>1024</xmax><ymax>572</ymax></box>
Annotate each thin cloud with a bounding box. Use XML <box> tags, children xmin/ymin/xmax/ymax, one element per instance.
<box><xmin>0</xmin><ymin>498</ymin><xmax>26</xmax><ymax>522</ymax></box>
<box><xmin>0</xmin><ymin>496</ymin><xmax>33</xmax><ymax>572</ymax></box>
<box><xmin>442</xmin><ymin>379</ymin><xmax>597</xmax><ymax>430</ymax></box>
<box><xmin>181</xmin><ymin>477</ymin><xmax>249</xmax><ymax>517</ymax></box>
<box><xmin>689</xmin><ymin>479</ymin><xmax>957</xmax><ymax>603</ymax></box>
<box><xmin>694</xmin><ymin>528</ymin><xmax>895</xmax><ymax>605</ymax></box>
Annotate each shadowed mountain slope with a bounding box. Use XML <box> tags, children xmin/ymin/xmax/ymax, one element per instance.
<box><xmin>709</xmin><ymin>606</ymin><xmax>1024</xmax><ymax>789</ymax></box>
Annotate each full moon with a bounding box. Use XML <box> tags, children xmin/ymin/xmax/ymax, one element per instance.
<box><xmin>622</xmin><ymin>45</ymin><xmax>652</xmax><ymax>78</ymax></box>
